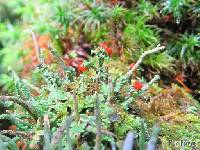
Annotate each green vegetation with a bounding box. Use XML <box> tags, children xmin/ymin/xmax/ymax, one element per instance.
<box><xmin>0</xmin><ymin>0</ymin><xmax>199</xmax><ymax>149</ymax></box>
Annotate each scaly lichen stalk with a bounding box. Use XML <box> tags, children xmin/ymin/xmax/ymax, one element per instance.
<box><xmin>48</xmin><ymin>45</ymin><xmax>75</xmax><ymax>81</ymax></box>
<box><xmin>110</xmin><ymin>138</ymin><xmax>116</xmax><ymax>150</ymax></box>
<box><xmin>0</xmin><ymin>134</ymin><xmax>18</xmax><ymax>150</ymax></box>
<box><xmin>94</xmin><ymin>92</ymin><xmax>101</xmax><ymax>150</ymax></box>
<box><xmin>73</xmin><ymin>90</ymin><xmax>80</xmax><ymax>123</ymax></box>
<box><xmin>107</xmin><ymin>76</ymin><xmax>113</xmax><ymax>103</ymax></box>
<box><xmin>114</xmin><ymin>45</ymin><xmax>165</xmax><ymax>93</ymax></box>
<box><xmin>0</xmin><ymin>114</ymin><xmax>32</xmax><ymax>128</ymax></box>
<box><xmin>0</xmin><ymin>137</ymin><xmax>7</xmax><ymax>150</ymax></box>
<box><xmin>0</xmin><ymin>130</ymin><xmax>33</xmax><ymax>140</ymax></box>
<box><xmin>9</xmin><ymin>68</ymin><xmax>33</xmax><ymax>101</ymax></box>
<box><xmin>0</xmin><ymin>96</ymin><xmax>39</xmax><ymax>121</ymax></box>
<box><xmin>43</xmin><ymin>115</ymin><xmax>51</xmax><ymax>150</ymax></box>
<box><xmin>141</xmin><ymin>75</ymin><xmax>160</xmax><ymax>91</ymax></box>
<box><xmin>139</xmin><ymin>119</ymin><xmax>146</xmax><ymax>150</ymax></box>
<box><xmin>122</xmin><ymin>132</ymin><xmax>136</xmax><ymax>150</ymax></box>
<box><xmin>30</xmin><ymin>30</ymin><xmax>44</xmax><ymax>64</ymax></box>
<box><xmin>126</xmin><ymin>45</ymin><xmax>165</xmax><ymax>78</ymax></box>
<box><xmin>146</xmin><ymin>124</ymin><xmax>161</xmax><ymax>150</ymax></box>
<box><xmin>51</xmin><ymin>116</ymin><xmax>73</xmax><ymax>150</ymax></box>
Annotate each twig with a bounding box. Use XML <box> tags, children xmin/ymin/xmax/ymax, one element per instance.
<box><xmin>43</xmin><ymin>115</ymin><xmax>51</xmax><ymax>150</ymax></box>
<box><xmin>0</xmin><ymin>95</ymin><xmax>39</xmax><ymax>120</ymax></box>
<box><xmin>94</xmin><ymin>92</ymin><xmax>101</xmax><ymax>150</ymax></box>
<box><xmin>0</xmin><ymin>130</ymin><xmax>33</xmax><ymax>140</ymax></box>
<box><xmin>73</xmin><ymin>90</ymin><xmax>80</xmax><ymax>123</ymax></box>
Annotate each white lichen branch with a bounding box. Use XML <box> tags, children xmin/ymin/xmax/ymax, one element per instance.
<box><xmin>126</xmin><ymin>45</ymin><xmax>165</xmax><ymax>78</ymax></box>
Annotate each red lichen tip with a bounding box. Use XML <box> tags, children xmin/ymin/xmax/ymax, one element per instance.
<box><xmin>77</xmin><ymin>62</ymin><xmax>88</xmax><ymax>73</ymax></box>
<box><xmin>99</xmin><ymin>42</ymin><xmax>112</xmax><ymax>55</ymax></box>
<box><xmin>130</xmin><ymin>63</ymin><xmax>135</xmax><ymax>69</ymax></box>
<box><xmin>133</xmin><ymin>81</ymin><xmax>143</xmax><ymax>91</ymax></box>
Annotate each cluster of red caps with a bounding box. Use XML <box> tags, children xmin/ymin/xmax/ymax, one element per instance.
<box><xmin>77</xmin><ymin>43</ymin><xmax>143</xmax><ymax>91</ymax></box>
<box><xmin>99</xmin><ymin>42</ymin><xmax>113</xmax><ymax>55</ymax></box>
<box><xmin>133</xmin><ymin>81</ymin><xmax>143</xmax><ymax>91</ymax></box>
<box><xmin>77</xmin><ymin>61</ymin><xmax>88</xmax><ymax>73</ymax></box>
<box><xmin>77</xmin><ymin>42</ymin><xmax>113</xmax><ymax>73</ymax></box>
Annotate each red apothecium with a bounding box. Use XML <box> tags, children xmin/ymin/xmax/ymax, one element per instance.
<box><xmin>133</xmin><ymin>81</ymin><xmax>143</xmax><ymax>91</ymax></box>
<box><xmin>78</xmin><ymin>62</ymin><xmax>88</xmax><ymax>73</ymax></box>
<box><xmin>99</xmin><ymin>42</ymin><xmax>112</xmax><ymax>55</ymax></box>
<box><xmin>130</xmin><ymin>63</ymin><xmax>135</xmax><ymax>69</ymax></box>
